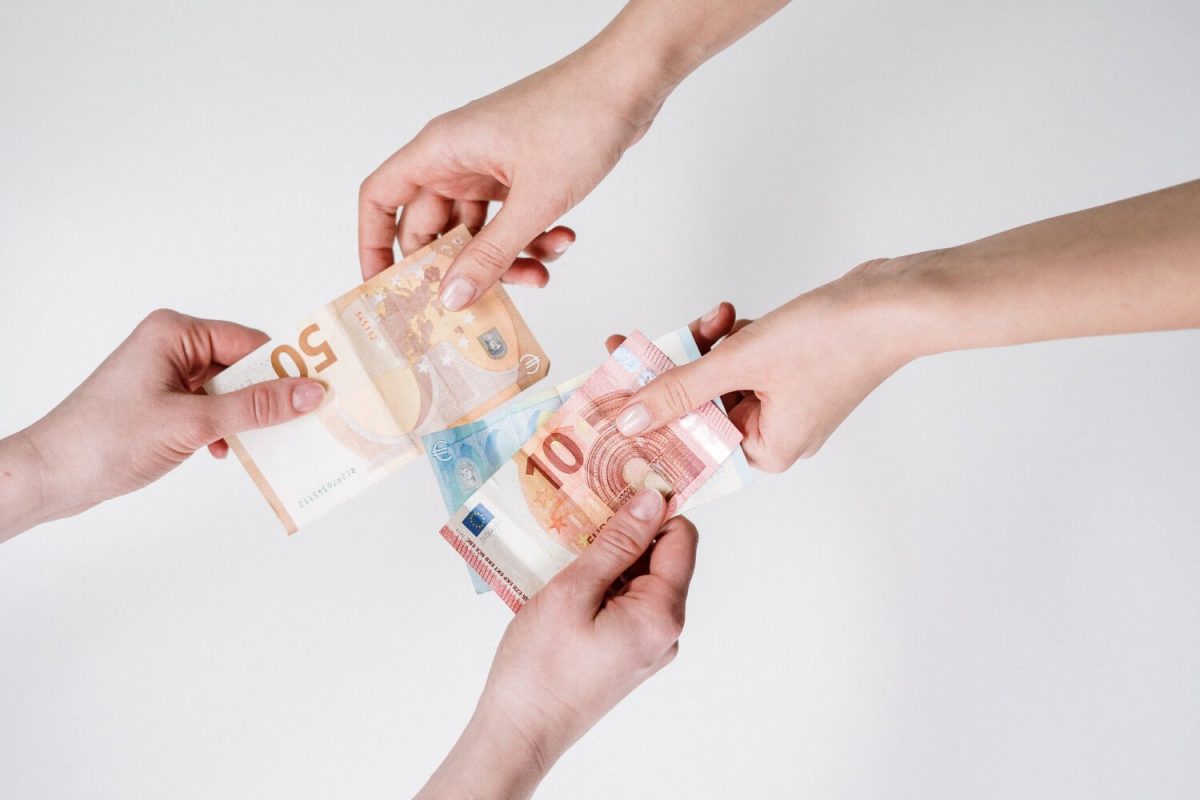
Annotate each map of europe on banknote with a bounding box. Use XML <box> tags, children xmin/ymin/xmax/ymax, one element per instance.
<box><xmin>422</xmin><ymin>327</ymin><xmax>752</xmax><ymax>594</ymax></box>
<box><xmin>437</xmin><ymin>331</ymin><xmax>746</xmax><ymax>611</ymax></box>
<box><xmin>205</xmin><ymin>227</ymin><xmax>550</xmax><ymax>533</ymax></box>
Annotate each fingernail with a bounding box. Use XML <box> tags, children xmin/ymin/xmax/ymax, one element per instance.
<box><xmin>701</xmin><ymin>303</ymin><xmax>721</xmax><ymax>324</ymax></box>
<box><xmin>552</xmin><ymin>239</ymin><xmax>572</xmax><ymax>255</ymax></box>
<box><xmin>628</xmin><ymin>488</ymin><xmax>664</xmax><ymax>521</ymax></box>
<box><xmin>291</xmin><ymin>381</ymin><xmax>325</xmax><ymax>412</ymax></box>
<box><xmin>439</xmin><ymin>278</ymin><xmax>475</xmax><ymax>311</ymax></box>
<box><xmin>616</xmin><ymin>403</ymin><xmax>650</xmax><ymax>436</ymax></box>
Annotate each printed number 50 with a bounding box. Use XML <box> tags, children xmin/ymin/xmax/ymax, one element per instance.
<box><xmin>270</xmin><ymin>324</ymin><xmax>338</xmax><ymax>378</ymax></box>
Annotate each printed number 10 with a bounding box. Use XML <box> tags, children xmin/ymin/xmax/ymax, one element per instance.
<box><xmin>525</xmin><ymin>431</ymin><xmax>584</xmax><ymax>489</ymax></box>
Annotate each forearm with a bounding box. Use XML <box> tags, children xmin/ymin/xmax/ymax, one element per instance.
<box><xmin>577</xmin><ymin>0</ymin><xmax>792</xmax><ymax>122</ymax></box>
<box><xmin>900</xmin><ymin>180</ymin><xmax>1200</xmax><ymax>357</ymax></box>
<box><xmin>416</xmin><ymin>700</ymin><xmax>561</xmax><ymax>800</ymax></box>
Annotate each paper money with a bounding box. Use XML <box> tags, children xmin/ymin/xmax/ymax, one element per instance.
<box><xmin>437</xmin><ymin>331</ymin><xmax>744</xmax><ymax>611</ymax></box>
<box><xmin>423</xmin><ymin>327</ymin><xmax>752</xmax><ymax>594</ymax></box>
<box><xmin>206</xmin><ymin>227</ymin><xmax>550</xmax><ymax>533</ymax></box>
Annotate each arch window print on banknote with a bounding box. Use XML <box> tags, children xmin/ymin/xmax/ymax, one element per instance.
<box><xmin>424</xmin><ymin>327</ymin><xmax>753</xmax><ymax>596</ymax></box>
<box><xmin>437</xmin><ymin>330</ymin><xmax>749</xmax><ymax>611</ymax></box>
<box><xmin>205</xmin><ymin>227</ymin><xmax>550</xmax><ymax>533</ymax></box>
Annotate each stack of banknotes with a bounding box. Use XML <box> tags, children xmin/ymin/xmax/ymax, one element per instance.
<box><xmin>207</xmin><ymin>228</ymin><xmax>750</xmax><ymax>609</ymax></box>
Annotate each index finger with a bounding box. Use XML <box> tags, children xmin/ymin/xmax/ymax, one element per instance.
<box><xmin>358</xmin><ymin>147</ymin><xmax>422</xmax><ymax>279</ymax></box>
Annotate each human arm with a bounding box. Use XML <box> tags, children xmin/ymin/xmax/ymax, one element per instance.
<box><xmin>417</xmin><ymin>489</ymin><xmax>696</xmax><ymax>798</ymax></box>
<box><xmin>614</xmin><ymin>179</ymin><xmax>1200</xmax><ymax>471</ymax></box>
<box><xmin>0</xmin><ymin>309</ymin><xmax>325</xmax><ymax>542</ymax></box>
<box><xmin>358</xmin><ymin>0</ymin><xmax>792</xmax><ymax>308</ymax></box>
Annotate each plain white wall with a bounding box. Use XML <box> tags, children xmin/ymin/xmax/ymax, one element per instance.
<box><xmin>2</xmin><ymin>1</ymin><xmax>1199</xmax><ymax>797</ymax></box>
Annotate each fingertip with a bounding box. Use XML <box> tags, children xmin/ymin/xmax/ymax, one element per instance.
<box><xmin>605</xmin><ymin>334</ymin><xmax>626</xmax><ymax>354</ymax></box>
<box><xmin>499</xmin><ymin>259</ymin><xmax>550</xmax><ymax>288</ymax></box>
<box><xmin>290</xmin><ymin>379</ymin><xmax>326</xmax><ymax>413</ymax></box>
<box><xmin>627</xmin><ymin>487</ymin><xmax>665</xmax><ymax>521</ymax></box>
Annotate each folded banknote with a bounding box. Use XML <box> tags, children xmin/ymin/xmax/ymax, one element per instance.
<box><xmin>206</xmin><ymin>227</ymin><xmax>550</xmax><ymax>533</ymax></box>
<box><xmin>423</xmin><ymin>327</ymin><xmax>751</xmax><ymax>594</ymax></box>
<box><xmin>436</xmin><ymin>330</ymin><xmax>745</xmax><ymax>611</ymax></box>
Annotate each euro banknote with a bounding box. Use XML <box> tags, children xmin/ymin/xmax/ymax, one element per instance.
<box><xmin>437</xmin><ymin>331</ymin><xmax>744</xmax><ymax>611</ymax></box>
<box><xmin>205</xmin><ymin>227</ymin><xmax>550</xmax><ymax>533</ymax></box>
<box><xmin>423</xmin><ymin>327</ymin><xmax>752</xmax><ymax>593</ymax></box>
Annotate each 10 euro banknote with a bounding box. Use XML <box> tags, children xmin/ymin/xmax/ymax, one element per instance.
<box><xmin>205</xmin><ymin>227</ymin><xmax>550</xmax><ymax>533</ymax></box>
<box><xmin>423</xmin><ymin>327</ymin><xmax>751</xmax><ymax>594</ymax></box>
<box><xmin>437</xmin><ymin>331</ymin><xmax>745</xmax><ymax>611</ymax></box>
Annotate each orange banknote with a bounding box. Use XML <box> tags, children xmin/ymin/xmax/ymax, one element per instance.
<box><xmin>206</xmin><ymin>227</ymin><xmax>549</xmax><ymax>533</ymax></box>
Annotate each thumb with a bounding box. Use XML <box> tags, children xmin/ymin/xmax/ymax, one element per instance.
<box><xmin>615</xmin><ymin>342</ymin><xmax>746</xmax><ymax>437</ymax></box>
<box><xmin>556</xmin><ymin>489</ymin><xmax>667</xmax><ymax>610</ymax></box>
<box><xmin>437</xmin><ymin>189</ymin><xmax>552</xmax><ymax>311</ymax></box>
<box><xmin>194</xmin><ymin>378</ymin><xmax>325</xmax><ymax>444</ymax></box>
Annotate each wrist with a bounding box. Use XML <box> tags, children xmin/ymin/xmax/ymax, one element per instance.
<box><xmin>0</xmin><ymin>428</ymin><xmax>55</xmax><ymax>541</ymax></box>
<box><xmin>574</xmin><ymin>17</ymin><xmax>688</xmax><ymax>133</ymax></box>
<box><xmin>839</xmin><ymin>248</ymin><xmax>966</xmax><ymax>365</ymax></box>
<box><xmin>418</xmin><ymin>695</ymin><xmax>563</xmax><ymax>800</ymax></box>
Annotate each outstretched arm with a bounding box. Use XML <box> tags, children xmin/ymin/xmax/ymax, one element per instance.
<box><xmin>418</xmin><ymin>490</ymin><xmax>697</xmax><ymax>798</ymax></box>
<box><xmin>359</xmin><ymin>0</ymin><xmax>791</xmax><ymax>308</ymax></box>
<box><xmin>614</xmin><ymin>179</ymin><xmax>1200</xmax><ymax>471</ymax></box>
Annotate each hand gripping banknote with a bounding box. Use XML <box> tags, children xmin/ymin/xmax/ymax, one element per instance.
<box><xmin>205</xmin><ymin>227</ymin><xmax>550</xmax><ymax>533</ymax></box>
<box><xmin>437</xmin><ymin>331</ymin><xmax>744</xmax><ymax>611</ymax></box>
<box><xmin>423</xmin><ymin>327</ymin><xmax>752</xmax><ymax>594</ymax></box>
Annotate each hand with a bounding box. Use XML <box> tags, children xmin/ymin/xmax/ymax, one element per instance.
<box><xmin>0</xmin><ymin>309</ymin><xmax>325</xmax><ymax>539</ymax></box>
<box><xmin>358</xmin><ymin>38</ymin><xmax>671</xmax><ymax>310</ymax></box>
<box><xmin>419</xmin><ymin>489</ymin><xmax>697</xmax><ymax>799</ymax></box>
<box><xmin>611</xmin><ymin>259</ymin><xmax>927</xmax><ymax>472</ymax></box>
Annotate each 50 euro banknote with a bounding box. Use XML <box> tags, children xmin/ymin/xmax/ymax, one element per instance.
<box><xmin>422</xmin><ymin>326</ymin><xmax>752</xmax><ymax>594</ymax></box>
<box><xmin>437</xmin><ymin>330</ymin><xmax>744</xmax><ymax>611</ymax></box>
<box><xmin>205</xmin><ymin>227</ymin><xmax>550</xmax><ymax>533</ymax></box>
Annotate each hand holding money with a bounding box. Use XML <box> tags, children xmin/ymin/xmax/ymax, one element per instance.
<box><xmin>206</xmin><ymin>227</ymin><xmax>550</xmax><ymax>532</ymax></box>
<box><xmin>438</xmin><ymin>330</ymin><xmax>743</xmax><ymax>610</ymax></box>
<box><xmin>418</xmin><ymin>493</ymin><xmax>698</xmax><ymax>798</ymax></box>
<box><xmin>0</xmin><ymin>310</ymin><xmax>324</xmax><ymax>542</ymax></box>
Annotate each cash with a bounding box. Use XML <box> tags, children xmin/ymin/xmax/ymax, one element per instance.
<box><xmin>437</xmin><ymin>331</ymin><xmax>745</xmax><ymax>611</ymax></box>
<box><xmin>423</xmin><ymin>327</ymin><xmax>751</xmax><ymax>594</ymax></box>
<box><xmin>205</xmin><ymin>227</ymin><xmax>550</xmax><ymax>533</ymax></box>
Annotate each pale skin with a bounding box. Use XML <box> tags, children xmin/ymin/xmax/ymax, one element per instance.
<box><xmin>0</xmin><ymin>308</ymin><xmax>708</xmax><ymax>800</ymax></box>
<box><xmin>359</xmin><ymin>0</ymin><xmax>1199</xmax><ymax>475</ymax></box>
<box><xmin>0</xmin><ymin>309</ymin><xmax>327</xmax><ymax>543</ymax></box>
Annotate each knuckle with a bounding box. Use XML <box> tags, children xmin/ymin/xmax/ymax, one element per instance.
<box><xmin>249</xmin><ymin>385</ymin><xmax>279</xmax><ymax>428</ymax></box>
<box><xmin>599</xmin><ymin>524</ymin><xmax>646</xmax><ymax>565</ymax></box>
<box><xmin>463</xmin><ymin>236</ymin><xmax>511</xmax><ymax>279</ymax></box>
<box><xmin>655</xmin><ymin>374</ymin><xmax>696</xmax><ymax>417</ymax></box>
<box><xmin>139</xmin><ymin>307</ymin><xmax>179</xmax><ymax>335</ymax></box>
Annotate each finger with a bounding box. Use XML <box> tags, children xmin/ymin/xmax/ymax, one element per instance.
<box><xmin>497</xmin><ymin>257</ymin><xmax>550</xmax><ymax>288</ymax></box>
<box><xmin>555</xmin><ymin>489</ymin><xmax>668</xmax><ymax>611</ymax></box>
<box><xmin>447</xmin><ymin>199</ymin><xmax>488</xmax><ymax>234</ymax></box>
<box><xmin>191</xmin><ymin>378</ymin><xmax>326</xmax><ymax>446</ymax></box>
<box><xmin>614</xmin><ymin>338</ymin><xmax>752</xmax><ymax>437</ymax></box>
<box><xmin>359</xmin><ymin>147</ymin><xmax>422</xmax><ymax>279</ymax></box>
<box><xmin>726</xmin><ymin>397</ymin><xmax>781</xmax><ymax>471</ymax></box>
<box><xmin>688</xmin><ymin>302</ymin><xmax>736</xmax><ymax>355</ymax></box>
<box><xmin>605</xmin><ymin>334</ymin><xmax>626</xmax><ymax>354</ymax></box>
<box><xmin>207</xmin><ymin>439</ymin><xmax>230</xmax><ymax>459</ymax></box>
<box><xmin>522</xmin><ymin>225</ymin><xmax>575</xmax><ymax>263</ymax></box>
<box><xmin>646</xmin><ymin>516</ymin><xmax>699</xmax><ymax>599</ymax></box>
<box><xmin>397</xmin><ymin>189</ymin><xmax>453</xmax><ymax>256</ymax></box>
<box><xmin>438</xmin><ymin>188</ymin><xmax>554</xmax><ymax>311</ymax></box>
<box><xmin>196</xmin><ymin>318</ymin><xmax>271</xmax><ymax>368</ymax></box>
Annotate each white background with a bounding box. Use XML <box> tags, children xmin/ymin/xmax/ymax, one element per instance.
<box><xmin>2</xmin><ymin>1</ymin><xmax>1199</xmax><ymax>797</ymax></box>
